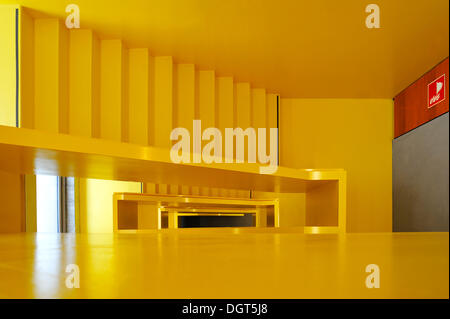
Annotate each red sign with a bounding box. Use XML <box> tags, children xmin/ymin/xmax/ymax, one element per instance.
<box><xmin>428</xmin><ymin>74</ymin><xmax>446</xmax><ymax>108</ymax></box>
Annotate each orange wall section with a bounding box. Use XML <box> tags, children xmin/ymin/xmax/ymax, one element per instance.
<box><xmin>394</xmin><ymin>57</ymin><xmax>449</xmax><ymax>137</ymax></box>
<box><xmin>280</xmin><ymin>98</ymin><xmax>393</xmax><ymax>233</ymax></box>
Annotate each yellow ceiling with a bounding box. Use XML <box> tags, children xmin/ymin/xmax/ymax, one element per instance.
<box><xmin>1</xmin><ymin>0</ymin><xmax>449</xmax><ymax>98</ymax></box>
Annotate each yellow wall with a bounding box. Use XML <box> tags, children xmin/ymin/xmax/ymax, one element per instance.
<box><xmin>280</xmin><ymin>99</ymin><xmax>393</xmax><ymax>232</ymax></box>
<box><xmin>0</xmin><ymin>6</ymin><xmax>25</xmax><ymax>233</ymax></box>
<box><xmin>0</xmin><ymin>6</ymin><xmax>16</xmax><ymax>127</ymax></box>
<box><xmin>19</xmin><ymin>7</ymin><xmax>35</xmax><ymax>129</ymax></box>
<box><xmin>79</xmin><ymin>178</ymin><xmax>141</xmax><ymax>233</ymax></box>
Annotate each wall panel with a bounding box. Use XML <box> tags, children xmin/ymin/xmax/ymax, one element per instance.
<box><xmin>393</xmin><ymin>113</ymin><xmax>449</xmax><ymax>231</ymax></box>
<box><xmin>280</xmin><ymin>98</ymin><xmax>393</xmax><ymax>232</ymax></box>
<box><xmin>0</xmin><ymin>6</ymin><xmax>16</xmax><ymax>127</ymax></box>
<box><xmin>394</xmin><ymin>58</ymin><xmax>448</xmax><ymax>137</ymax></box>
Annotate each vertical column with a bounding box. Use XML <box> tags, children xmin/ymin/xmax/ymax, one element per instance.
<box><xmin>266</xmin><ymin>93</ymin><xmax>279</xmax><ymax>165</ymax></box>
<box><xmin>24</xmin><ymin>175</ymin><xmax>37</xmax><ymax>232</ymax></box>
<box><xmin>100</xmin><ymin>39</ymin><xmax>127</xmax><ymax>142</ymax></box>
<box><xmin>34</xmin><ymin>18</ymin><xmax>69</xmax><ymax>133</ymax></box>
<box><xmin>216</xmin><ymin>77</ymin><xmax>234</xmax><ymax>133</ymax></box>
<box><xmin>252</xmin><ymin>88</ymin><xmax>266</xmax><ymax>131</ymax></box>
<box><xmin>19</xmin><ymin>8</ymin><xmax>35</xmax><ymax>129</ymax></box>
<box><xmin>176</xmin><ymin>64</ymin><xmax>195</xmax><ymax>135</ymax></box>
<box><xmin>175</xmin><ymin>64</ymin><xmax>196</xmax><ymax>195</ymax></box>
<box><xmin>151</xmin><ymin>56</ymin><xmax>174</xmax><ymax>195</ymax></box>
<box><xmin>235</xmin><ymin>83</ymin><xmax>251</xmax><ymax>129</ymax></box>
<box><xmin>68</xmin><ymin>29</ymin><xmax>100</xmax><ymax>137</ymax></box>
<box><xmin>197</xmin><ymin>70</ymin><xmax>216</xmax><ymax>196</ymax></box>
<box><xmin>151</xmin><ymin>56</ymin><xmax>173</xmax><ymax>147</ymax></box>
<box><xmin>144</xmin><ymin>55</ymin><xmax>156</xmax><ymax>194</ymax></box>
<box><xmin>216</xmin><ymin>77</ymin><xmax>234</xmax><ymax>197</ymax></box>
<box><xmin>128</xmin><ymin>48</ymin><xmax>149</xmax><ymax>145</ymax></box>
<box><xmin>234</xmin><ymin>82</ymin><xmax>251</xmax><ymax>198</ymax></box>
<box><xmin>252</xmin><ymin>89</ymin><xmax>267</xmax><ymax>196</ymax></box>
<box><xmin>168</xmin><ymin>210</ymin><xmax>178</xmax><ymax>229</ymax></box>
<box><xmin>197</xmin><ymin>70</ymin><xmax>215</xmax><ymax>128</ymax></box>
<box><xmin>255</xmin><ymin>208</ymin><xmax>267</xmax><ymax>227</ymax></box>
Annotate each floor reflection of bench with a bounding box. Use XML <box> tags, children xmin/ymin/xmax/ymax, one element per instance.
<box><xmin>113</xmin><ymin>193</ymin><xmax>279</xmax><ymax>231</ymax></box>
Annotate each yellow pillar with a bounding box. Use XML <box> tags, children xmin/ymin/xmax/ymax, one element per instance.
<box><xmin>128</xmin><ymin>48</ymin><xmax>150</xmax><ymax>145</ymax></box>
<box><xmin>151</xmin><ymin>56</ymin><xmax>173</xmax><ymax>148</ymax></box>
<box><xmin>68</xmin><ymin>29</ymin><xmax>100</xmax><ymax>137</ymax></box>
<box><xmin>197</xmin><ymin>70</ymin><xmax>216</xmax><ymax>196</ymax></box>
<box><xmin>235</xmin><ymin>82</ymin><xmax>251</xmax><ymax>129</ymax></box>
<box><xmin>216</xmin><ymin>77</ymin><xmax>234</xmax><ymax>197</ymax></box>
<box><xmin>34</xmin><ymin>18</ymin><xmax>69</xmax><ymax>133</ymax></box>
<box><xmin>251</xmin><ymin>88</ymin><xmax>266</xmax><ymax>130</ymax></box>
<box><xmin>234</xmin><ymin>82</ymin><xmax>251</xmax><ymax>198</ymax></box>
<box><xmin>168</xmin><ymin>210</ymin><xmax>178</xmax><ymax>229</ymax></box>
<box><xmin>0</xmin><ymin>6</ymin><xmax>17</xmax><ymax>127</ymax></box>
<box><xmin>19</xmin><ymin>8</ymin><xmax>35</xmax><ymax>129</ymax></box>
<box><xmin>100</xmin><ymin>39</ymin><xmax>128</xmax><ymax>142</ymax></box>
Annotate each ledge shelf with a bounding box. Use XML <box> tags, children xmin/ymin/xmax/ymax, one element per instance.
<box><xmin>0</xmin><ymin>125</ymin><xmax>347</xmax><ymax>232</ymax></box>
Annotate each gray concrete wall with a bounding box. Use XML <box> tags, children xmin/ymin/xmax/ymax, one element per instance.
<box><xmin>393</xmin><ymin>113</ymin><xmax>449</xmax><ymax>232</ymax></box>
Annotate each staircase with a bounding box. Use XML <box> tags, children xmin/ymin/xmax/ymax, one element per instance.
<box><xmin>16</xmin><ymin>8</ymin><xmax>279</xmax><ymax>198</ymax></box>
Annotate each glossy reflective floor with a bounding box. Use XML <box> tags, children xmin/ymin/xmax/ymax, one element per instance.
<box><xmin>0</xmin><ymin>229</ymin><xmax>448</xmax><ymax>298</ymax></box>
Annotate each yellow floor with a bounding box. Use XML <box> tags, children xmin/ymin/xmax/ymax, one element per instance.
<box><xmin>0</xmin><ymin>229</ymin><xmax>448</xmax><ymax>299</ymax></box>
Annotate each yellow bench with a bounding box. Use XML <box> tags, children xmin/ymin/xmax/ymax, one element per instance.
<box><xmin>0</xmin><ymin>125</ymin><xmax>347</xmax><ymax>233</ymax></box>
<box><xmin>113</xmin><ymin>193</ymin><xmax>279</xmax><ymax>230</ymax></box>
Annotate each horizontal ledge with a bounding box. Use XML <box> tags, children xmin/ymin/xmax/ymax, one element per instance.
<box><xmin>0</xmin><ymin>125</ymin><xmax>345</xmax><ymax>193</ymax></box>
